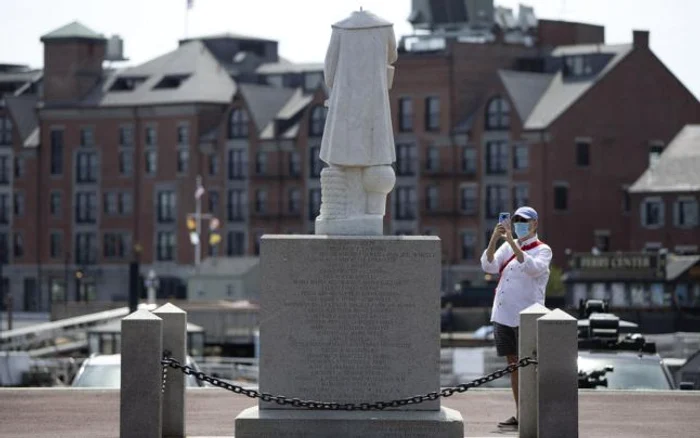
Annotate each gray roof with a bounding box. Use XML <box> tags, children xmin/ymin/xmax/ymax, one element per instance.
<box><xmin>256</xmin><ymin>61</ymin><xmax>324</xmax><ymax>75</ymax></box>
<box><xmin>41</xmin><ymin>21</ymin><xmax>105</xmax><ymax>41</ymax></box>
<box><xmin>666</xmin><ymin>255</ymin><xmax>700</xmax><ymax>281</ymax></box>
<box><xmin>4</xmin><ymin>96</ymin><xmax>40</xmax><ymax>148</ymax></box>
<box><xmin>197</xmin><ymin>257</ymin><xmax>259</xmax><ymax>277</ymax></box>
<box><xmin>89</xmin><ymin>40</ymin><xmax>236</xmax><ymax>106</ymax></box>
<box><xmin>181</xmin><ymin>32</ymin><xmax>275</xmax><ymax>43</ymax></box>
<box><xmin>524</xmin><ymin>44</ymin><xmax>632</xmax><ymax>130</ymax></box>
<box><xmin>259</xmin><ymin>88</ymin><xmax>314</xmax><ymax>140</ymax></box>
<box><xmin>237</xmin><ymin>83</ymin><xmax>296</xmax><ymax>132</ymax></box>
<box><xmin>0</xmin><ymin>70</ymin><xmax>42</xmax><ymax>85</ymax></box>
<box><xmin>498</xmin><ymin>70</ymin><xmax>554</xmax><ymax>123</ymax></box>
<box><xmin>629</xmin><ymin>125</ymin><xmax>700</xmax><ymax>193</ymax></box>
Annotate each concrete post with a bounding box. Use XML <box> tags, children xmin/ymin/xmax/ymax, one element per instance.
<box><xmin>519</xmin><ymin>303</ymin><xmax>550</xmax><ymax>438</ymax></box>
<box><xmin>537</xmin><ymin>308</ymin><xmax>578</xmax><ymax>438</ymax></box>
<box><xmin>120</xmin><ymin>309</ymin><xmax>163</xmax><ymax>438</ymax></box>
<box><xmin>154</xmin><ymin>303</ymin><xmax>187</xmax><ymax>438</ymax></box>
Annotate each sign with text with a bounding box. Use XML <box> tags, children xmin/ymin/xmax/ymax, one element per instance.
<box><xmin>567</xmin><ymin>252</ymin><xmax>666</xmax><ymax>281</ymax></box>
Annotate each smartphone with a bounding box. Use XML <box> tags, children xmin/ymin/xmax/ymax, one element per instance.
<box><xmin>498</xmin><ymin>212</ymin><xmax>510</xmax><ymax>224</ymax></box>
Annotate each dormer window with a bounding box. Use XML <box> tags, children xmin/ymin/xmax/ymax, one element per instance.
<box><xmin>309</xmin><ymin>105</ymin><xmax>327</xmax><ymax>137</ymax></box>
<box><xmin>229</xmin><ymin>108</ymin><xmax>249</xmax><ymax>139</ymax></box>
<box><xmin>153</xmin><ymin>74</ymin><xmax>191</xmax><ymax>90</ymax></box>
<box><xmin>485</xmin><ymin>96</ymin><xmax>510</xmax><ymax>130</ymax></box>
<box><xmin>109</xmin><ymin>76</ymin><xmax>147</xmax><ymax>92</ymax></box>
<box><xmin>563</xmin><ymin>55</ymin><xmax>593</xmax><ymax>77</ymax></box>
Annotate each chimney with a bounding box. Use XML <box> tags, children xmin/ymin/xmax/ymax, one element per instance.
<box><xmin>633</xmin><ymin>30</ymin><xmax>649</xmax><ymax>48</ymax></box>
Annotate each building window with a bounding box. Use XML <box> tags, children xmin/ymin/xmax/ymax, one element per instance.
<box><xmin>119</xmin><ymin>151</ymin><xmax>133</xmax><ymax>176</ymax></box>
<box><xmin>486</xmin><ymin>185</ymin><xmax>508</xmax><ymax>219</ymax></box>
<box><xmin>75</xmin><ymin>192</ymin><xmax>97</xmax><ymax>223</ymax></box>
<box><xmin>208</xmin><ymin>191</ymin><xmax>219</xmax><ymax>214</ymax></box>
<box><xmin>513</xmin><ymin>144</ymin><xmax>528</xmax><ymax>170</ymax></box>
<box><xmin>255</xmin><ymin>190</ymin><xmax>267</xmax><ymax>214</ymax></box>
<box><xmin>309</xmin><ymin>188</ymin><xmax>321</xmax><ymax>220</ymax></box>
<box><xmin>75</xmin><ymin>232</ymin><xmax>97</xmax><ymax>264</ymax></box>
<box><xmin>156</xmin><ymin>191</ymin><xmax>176</xmax><ymax>223</ymax></box>
<box><xmin>513</xmin><ymin>185</ymin><xmax>529</xmax><ymax>210</ymax></box>
<box><xmin>398</xmin><ymin>97</ymin><xmax>413</xmax><ymax>132</ymax></box>
<box><xmin>227</xmin><ymin>189</ymin><xmax>246</xmax><ymax>221</ymax></box>
<box><xmin>554</xmin><ymin>184</ymin><xmax>569</xmax><ymax>211</ymax></box>
<box><xmin>396</xmin><ymin>143</ymin><xmax>416</xmax><ymax>176</ymax></box>
<box><xmin>119</xmin><ymin>126</ymin><xmax>133</xmax><ymax>147</ymax></box>
<box><xmin>50</xmin><ymin>232</ymin><xmax>62</xmax><ymax>258</ymax></box>
<box><xmin>156</xmin><ymin>232</ymin><xmax>175</xmax><ymax>261</ymax></box>
<box><xmin>576</xmin><ymin>141</ymin><xmax>590</xmax><ymax>166</ymax></box>
<box><xmin>674</xmin><ymin>198</ymin><xmax>698</xmax><ymax>228</ymax></box>
<box><xmin>177</xmin><ymin>148</ymin><xmax>189</xmax><ymax>173</ymax></box>
<box><xmin>177</xmin><ymin>125</ymin><xmax>189</xmax><ymax>145</ymax></box>
<box><xmin>255</xmin><ymin>152</ymin><xmax>267</xmax><ymax>175</ymax></box>
<box><xmin>118</xmin><ymin>192</ymin><xmax>132</xmax><ymax>215</ymax></box>
<box><xmin>229</xmin><ymin>108</ymin><xmax>249</xmax><ymax>139</ymax></box>
<box><xmin>145</xmin><ymin>150</ymin><xmax>157</xmax><ymax>175</ymax></box>
<box><xmin>103</xmin><ymin>233</ymin><xmax>127</xmax><ymax>258</ymax></box>
<box><xmin>289</xmin><ymin>188</ymin><xmax>301</xmax><ymax>214</ymax></box>
<box><xmin>227</xmin><ymin>231</ymin><xmax>245</xmax><ymax>256</ymax></box>
<box><xmin>594</xmin><ymin>231</ymin><xmax>610</xmax><ymax>252</ymax></box>
<box><xmin>0</xmin><ymin>116</ymin><xmax>12</xmax><ymax>145</ymax></box>
<box><xmin>80</xmin><ymin>127</ymin><xmax>94</xmax><ymax>147</ymax></box>
<box><xmin>309</xmin><ymin>146</ymin><xmax>323</xmax><ymax>178</ymax></box>
<box><xmin>0</xmin><ymin>194</ymin><xmax>8</xmax><ymax>224</ymax></box>
<box><xmin>209</xmin><ymin>154</ymin><xmax>219</xmax><ymax>176</ymax></box>
<box><xmin>13</xmin><ymin>192</ymin><xmax>24</xmax><ymax>217</ymax></box>
<box><xmin>0</xmin><ymin>233</ymin><xmax>7</xmax><ymax>262</ymax></box>
<box><xmin>486</xmin><ymin>96</ymin><xmax>510</xmax><ymax>130</ymax></box>
<box><xmin>425</xmin><ymin>97</ymin><xmax>440</xmax><ymax>131</ymax></box>
<box><xmin>309</xmin><ymin>105</ymin><xmax>327</xmax><ymax>137</ymax></box>
<box><xmin>461</xmin><ymin>231</ymin><xmax>476</xmax><ymax>260</ymax></box>
<box><xmin>461</xmin><ymin>147</ymin><xmax>477</xmax><ymax>174</ymax></box>
<box><xmin>394</xmin><ymin>186</ymin><xmax>416</xmax><ymax>220</ymax></box>
<box><xmin>76</xmin><ymin>152</ymin><xmax>98</xmax><ymax>183</ymax></box>
<box><xmin>304</xmin><ymin>72</ymin><xmax>323</xmax><ymax>91</ymax></box>
<box><xmin>50</xmin><ymin>192</ymin><xmax>61</xmax><ymax>217</ymax></box>
<box><xmin>426</xmin><ymin>186</ymin><xmax>439</xmax><ymax>212</ymax></box>
<box><xmin>14</xmin><ymin>156</ymin><xmax>25</xmax><ymax>179</ymax></box>
<box><xmin>426</xmin><ymin>146</ymin><xmax>439</xmax><ymax>172</ymax></box>
<box><xmin>50</xmin><ymin>129</ymin><xmax>64</xmax><ymax>175</ymax></box>
<box><xmin>486</xmin><ymin>141</ymin><xmax>508</xmax><ymax>175</ymax></box>
<box><xmin>460</xmin><ymin>185</ymin><xmax>477</xmax><ymax>215</ymax></box>
<box><xmin>289</xmin><ymin>151</ymin><xmax>301</xmax><ymax>177</ymax></box>
<box><xmin>228</xmin><ymin>149</ymin><xmax>247</xmax><ymax>180</ymax></box>
<box><xmin>0</xmin><ymin>156</ymin><xmax>10</xmax><ymax>184</ymax></box>
<box><xmin>13</xmin><ymin>233</ymin><xmax>23</xmax><ymax>258</ymax></box>
<box><xmin>649</xmin><ymin>143</ymin><xmax>664</xmax><ymax>167</ymax></box>
<box><xmin>104</xmin><ymin>192</ymin><xmax>118</xmax><ymax>215</ymax></box>
<box><xmin>564</xmin><ymin>55</ymin><xmax>592</xmax><ymax>77</ymax></box>
<box><xmin>145</xmin><ymin>127</ymin><xmax>157</xmax><ymax>146</ymax></box>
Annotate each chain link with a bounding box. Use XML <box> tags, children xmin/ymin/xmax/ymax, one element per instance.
<box><xmin>161</xmin><ymin>351</ymin><xmax>537</xmax><ymax>411</ymax></box>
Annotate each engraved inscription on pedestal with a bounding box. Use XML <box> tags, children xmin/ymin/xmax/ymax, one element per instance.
<box><xmin>259</xmin><ymin>236</ymin><xmax>441</xmax><ymax>411</ymax></box>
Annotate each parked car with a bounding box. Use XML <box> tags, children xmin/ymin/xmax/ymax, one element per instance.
<box><xmin>71</xmin><ymin>354</ymin><xmax>207</xmax><ymax>388</ymax></box>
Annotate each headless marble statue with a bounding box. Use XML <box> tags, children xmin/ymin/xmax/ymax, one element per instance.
<box><xmin>315</xmin><ymin>10</ymin><xmax>398</xmax><ymax>236</ymax></box>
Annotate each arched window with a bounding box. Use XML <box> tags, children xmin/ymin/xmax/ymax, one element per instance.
<box><xmin>309</xmin><ymin>105</ymin><xmax>327</xmax><ymax>137</ymax></box>
<box><xmin>485</xmin><ymin>97</ymin><xmax>510</xmax><ymax>130</ymax></box>
<box><xmin>228</xmin><ymin>108</ymin><xmax>249</xmax><ymax>139</ymax></box>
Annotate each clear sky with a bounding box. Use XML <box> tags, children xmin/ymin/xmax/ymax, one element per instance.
<box><xmin>1</xmin><ymin>0</ymin><xmax>698</xmax><ymax>99</ymax></box>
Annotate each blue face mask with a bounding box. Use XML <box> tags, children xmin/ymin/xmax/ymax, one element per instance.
<box><xmin>513</xmin><ymin>222</ymin><xmax>530</xmax><ymax>239</ymax></box>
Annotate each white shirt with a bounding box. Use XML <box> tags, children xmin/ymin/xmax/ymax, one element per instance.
<box><xmin>480</xmin><ymin>235</ymin><xmax>552</xmax><ymax>327</ymax></box>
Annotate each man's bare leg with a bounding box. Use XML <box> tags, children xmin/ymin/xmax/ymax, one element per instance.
<box><xmin>507</xmin><ymin>354</ymin><xmax>519</xmax><ymax>416</ymax></box>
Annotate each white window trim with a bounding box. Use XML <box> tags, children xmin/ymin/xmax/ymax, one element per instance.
<box><xmin>641</xmin><ymin>196</ymin><xmax>665</xmax><ymax>229</ymax></box>
<box><xmin>673</xmin><ymin>196</ymin><xmax>699</xmax><ymax>228</ymax></box>
<box><xmin>460</xmin><ymin>228</ymin><xmax>478</xmax><ymax>260</ymax></box>
<box><xmin>458</xmin><ymin>182</ymin><xmax>478</xmax><ymax>214</ymax></box>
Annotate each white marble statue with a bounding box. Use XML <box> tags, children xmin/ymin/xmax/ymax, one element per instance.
<box><xmin>315</xmin><ymin>9</ymin><xmax>398</xmax><ymax>236</ymax></box>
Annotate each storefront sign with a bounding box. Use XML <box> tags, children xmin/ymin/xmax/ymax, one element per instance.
<box><xmin>567</xmin><ymin>252</ymin><xmax>665</xmax><ymax>280</ymax></box>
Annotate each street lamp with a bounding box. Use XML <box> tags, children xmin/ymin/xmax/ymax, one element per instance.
<box><xmin>144</xmin><ymin>269</ymin><xmax>160</xmax><ymax>305</ymax></box>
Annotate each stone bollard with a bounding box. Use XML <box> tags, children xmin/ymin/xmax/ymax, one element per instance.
<box><xmin>120</xmin><ymin>309</ymin><xmax>163</xmax><ymax>438</ymax></box>
<box><xmin>154</xmin><ymin>303</ymin><xmax>187</xmax><ymax>438</ymax></box>
<box><xmin>518</xmin><ymin>303</ymin><xmax>550</xmax><ymax>438</ymax></box>
<box><xmin>537</xmin><ymin>308</ymin><xmax>578</xmax><ymax>438</ymax></box>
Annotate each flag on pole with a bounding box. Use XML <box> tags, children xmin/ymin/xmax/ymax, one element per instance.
<box><xmin>187</xmin><ymin>0</ymin><xmax>194</xmax><ymax>9</ymax></box>
<box><xmin>195</xmin><ymin>185</ymin><xmax>205</xmax><ymax>199</ymax></box>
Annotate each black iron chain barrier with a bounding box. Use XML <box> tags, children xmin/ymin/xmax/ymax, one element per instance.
<box><xmin>161</xmin><ymin>351</ymin><xmax>537</xmax><ymax>411</ymax></box>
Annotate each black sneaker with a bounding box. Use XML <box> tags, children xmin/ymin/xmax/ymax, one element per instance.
<box><xmin>497</xmin><ymin>416</ymin><xmax>518</xmax><ymax>429</ymax></box>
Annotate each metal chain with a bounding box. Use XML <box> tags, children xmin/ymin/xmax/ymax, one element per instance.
<box><xmin>161</xmin><ymin>351</ymin><xmax>537</xmax><ymax>411</ymax></box>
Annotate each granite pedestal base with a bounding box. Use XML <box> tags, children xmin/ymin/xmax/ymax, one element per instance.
<box><xmin>235</xmin><ymin>406</ymin><xmax>464</xmax><ymax>438</ymax></box>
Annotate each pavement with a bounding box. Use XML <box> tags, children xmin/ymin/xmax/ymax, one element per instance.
<box><xmin>0</xmin><ymin>388</ymin><xmax>699</xmax><ymax>437</ymax></box>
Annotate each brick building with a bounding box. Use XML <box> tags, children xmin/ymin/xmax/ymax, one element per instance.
<box><xmin>1</xmin><ymin>2</ymin><xmax>699</xmax><ymax>312</ymax></box>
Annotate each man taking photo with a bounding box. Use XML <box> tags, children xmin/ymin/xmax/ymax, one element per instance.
<box><xmin>480</xmin><ymin>206</ymin><xmax>552</xmax><ymax>430</ymax></box>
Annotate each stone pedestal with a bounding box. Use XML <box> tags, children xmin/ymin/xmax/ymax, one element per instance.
<box><xmin>234</xmin><ymin>235</ymin><xmax>463</xmax><ymax>437</ymax></box>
